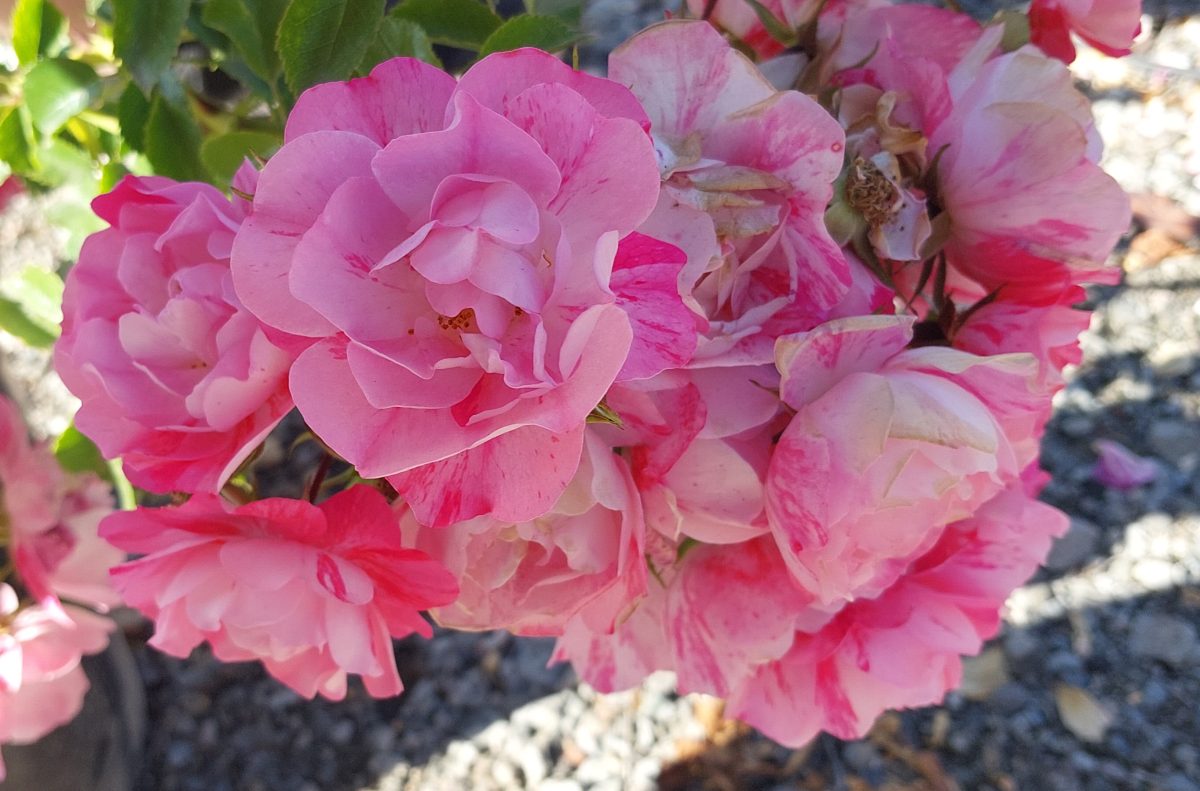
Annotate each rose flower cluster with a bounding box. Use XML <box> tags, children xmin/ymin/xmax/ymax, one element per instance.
<box><xmin>0</xmin><ymin>397</ymin><xmax>121</xmax><ymax>777</ymax></box>
<box><xmin>52</xmin><ymin>0</ymin><xmax>1137</xmax><ymax>748</ymax></box>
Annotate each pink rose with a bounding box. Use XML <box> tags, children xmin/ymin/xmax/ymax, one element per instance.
<box><xmin>231</xmin><ymin>54</ymin><xmax>662</xmax><ymax>526</ymax></box>
<box><xmin>728</xmin><ymin>474</ymin><xmax>1067</xmax><ymax>745</ymax></box>
<box><xmin>601</xmin><ymin>372</ymin><xmax>781</xmax><ymax>546</ymax></box>
<box><xmin>610</xmin><ymin>20</ymin><xmax>851</xmax><ymax>366</ymax></box>
<box><xmin>100</xmin><ymin>487</ymin><xmax>458</xmax><ymax>699</ymax></box>
<box><xmin>931</xmin><ymin>41</ymin><xmax>1131</xmax><ymax>301</ymax></box>
<box><xmin>0</xmin><ymin>586</ymin><xmax>113</xmax><ymax>780</ymax></box>
<box><xmin>952</xmin><ymin>284</ymin><xmax>1093</xmax><ymax>388</ymax></box>
<box><xmin>1029</xmin><ymin>0</ymin><xmax>1142</xmax><ymax>64</ymax></box>
<box><xmin>55</xmin><ymin>175</ymin><xmax>294</xmax><ymax>494</ymax></box>
<box><xmin>767</xmin><ymin>316</ymin><xmax>1046</xmax><ymax>603</ymax></box>
<box><xmin>559</xmin><ymin>472</ymin><xmax>1067</xmax><ymax>747</ymax></box>
<box><xmin>0</xmin><ymin>396</ymin><xmax>121</xmax><ymax>611</ymax></box>
<box><xmin>404</xmin><ymin>431</ymin><xmax>646</xmax><ymax>636</ymax></box>
<box><xmin>685</xmin><ymin>0</ymin><xmax>824</xmax><ymax>60</ymax></box>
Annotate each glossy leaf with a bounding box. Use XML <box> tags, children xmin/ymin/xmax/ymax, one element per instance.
<box><xmin>144</xmin><ymin>93</ymin><xmax>208</xmax><ymax>181</ymax></box>
<box><xmin>389</xmin><ymin>0</ymin><xmax>501</xmax><ymax>50</ymax></box>
<box><xmin>112</xmin><ymin>0</ymin><xmax>191</xmax><ymax>92</ymax></box>
<box><xmin>54</xmin><ymin>422</ymin><xmax>109</xmax><ymax>475</ymax></box>
<box><xmin>477</xmin><ymin>14</ymin><xmax>580</xmax><ymax>57</ymax></box>
<box><xmin>200</xmin><ymin>130</ymin><xmax>281</xmax><ymax>185</ymax></box>
<box><xmin>0</xmin><ymin>106</ymin><xmax>38</xmax><ymax>173</ymax></box>
<box><xmin>117</xmin><ymin>83</ymin><xmax>151</xmax><ymax>152</ymax></box>
<box><xmin>202</xmin><ymin>0</ymin><xmax>290</xmax><ymax>82</ymax></box>
<box><xmin>360</xmin><ymin>17</ymin><xmax>442</xmax><ymax>71</ymax></box>
<box><xmin>278</xmin><ymin>0</ymin><xmax>387</xmax><ymax>94</ymax></box>
<box><xmin>0</xmin><ymin>297</ymin><xmax>56</xmax><ymax>347</ymax></box>
<box><xmin>24</xmin><ymin>57</ymin><xmax>101</xmax><ymax>134</ymax></box>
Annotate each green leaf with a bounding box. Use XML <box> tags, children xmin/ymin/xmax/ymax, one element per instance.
<box><xmin>0</xmin><ymin>296</ymin><xmax>57</xmax><ymax>346</ymax></box>
<box><xmin>43</xmin><ymin>182</ymin><xmax>104</xmax><ymax>258</ymax></box>
<box><xmin>477</xmin><ymin>14</ymin><xmax>579</xmax><ymax>57</ymax></box>
<box><xmin>54</xmin><ymin>423</ymin><xmax>109</xmax><ymax>477</ymax></box>
<box><xmin>202</xmin><ymin>0</ymin><xmax>290</xmax><ymax>82</ymax></box>
<box><xmin>112</xmin><ymin>0</ymin><xmax>191</xmax><ymax>92</ymax></box>
<box><xmin>12</xmin><ymin>0</ymin><xmax>45</xmax><ymax>66</ymax></box>
<box><xmin>277</xmin><ymin>0</ymin><xmax>387</xmax><ymax>94</ymax></box>
<box><xmin>389</xmin><ymin>0</ymin><xmax>501</xmax><ymax>50</ymax></box>
<box><xmin>200</xmin><ymin>129</ymin><xmax>281</xmax><ymax>185</ymax></box>
<box><xmin>10</xmin><ymin>0</ymin><xmax>67</xmax><ymax>65</ymax></box>
<box><xmin>0</xmin><ymin>105</ymin><xmax>38</xmax><ymax>173</ymax></box>
<box><xmin>360</xmin><ymin>17</ymin><xmax>441</xmax><ymax>71</ymax></box>
<box><xmin>11</xmin><ymin>267</ymin><xmax>63</xmax><ymax>334</ymax></box>
<box><xmin>28</xmin><ymin>136</ymin><xmax>96</xmax><ymax>188</ymax></box>
<box><xmin>117</xmin><ymin>82</ymin><xmax>151</xmax><ymax>152</ymax></box>
<box><xmin>24</xmin><ymin>58</ymin><xmax>101</xmax><ymax>134</ymax></box>
<box><xmin>524</xmin><ymin>0</ymin><xmax>582</xmax><ymax>25</ymax></box>
<box><xmin>144</xmin><ymin>93</ymin><xmax>208</xmax><ymax>181</ymax></box>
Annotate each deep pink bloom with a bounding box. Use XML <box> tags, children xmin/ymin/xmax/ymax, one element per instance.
<box><xmin>1029</xmin><ymin>0</ymin><xmax>1142</xmax><ymax>64</ymax></box>
<box><xmin>611</xmin><ymin>20</ymin><xmax>851</xmax><ymax>366</ymax></box>
<box><xmin>403</xmin><ymin>431</ymin><xmax>646</xmax><ymax>636</ymax></box>
<box><xmin>231</xmin><ymin>54</ymin><xmax>661</xmax><ymax>526</ymax></box>
<box><xmin>0</xmin><ymin>586</ymin><xmax>113</xmax><ymax>779</ymax></box>
<box><xmin>55</xmin><ymin>175</ymin><xmax>294</xmax><ymax>494</ymax></box>
<box><xmin>101</xmin><ymin>487</ymin><xmax>458</xmax><ymax>699</ymax></box>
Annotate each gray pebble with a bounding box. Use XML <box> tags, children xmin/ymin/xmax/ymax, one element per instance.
<box><xmin>1130</xmin><ymin>613</ymin><xmax>1199</xmax><ymax>666</ymax></box>
<box><xmin>1044</xmin><ymin>518</ymin><xmax>1102</xmax><ymax>571</ymax></box>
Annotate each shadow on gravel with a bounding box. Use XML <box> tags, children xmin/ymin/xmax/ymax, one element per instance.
<box><xmin>133</xmin><ymin>629</ymin><xmax>575</xmax><ymax>791</ymax></box>
<box><xmin>657</xmin><ymin>585</ymin><xmax>1200</xmax><ymax>791</ymax></box>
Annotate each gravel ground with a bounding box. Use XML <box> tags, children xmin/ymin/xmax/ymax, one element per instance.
<box><xmin>2</xmin><ymin>9</ymin><xmax>1199</xmax><ymax>791</ymax></box>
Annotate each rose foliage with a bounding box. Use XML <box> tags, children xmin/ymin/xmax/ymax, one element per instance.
<box><xmin>29</xmin><ymin>0</ymin><xmax>1142</xmax><ymax>755</ymax></box>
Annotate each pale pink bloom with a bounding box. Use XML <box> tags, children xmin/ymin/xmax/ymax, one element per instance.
<box><xmin>231</xmin><ymin>54</ymin><xmax>661</xmax><ymax>526</ymax></box>
<box><xmin>557</xmin><ymin>472</ymin><xmax>1066</xmax><ymax>744</ymax></box>
<box><xmin>101</xmin><ymin>487</ymin><xmax>458</xmax><ymax>699</ymax></box>
<box><xmin>953</xmin><ymin>285</ymin><xmax>1093</xmax><ymax>388</ymax></box>
<box><xmin>1092</xmin><ymin>438</ymin><xmax>1158</xmax><ymax>489</ymax></box>
<box><xmin>767</xmin><ymin>315</ymin><xmax>1046</xmax><ymax>604</ymax></box>
<box><xmin>727</xmin><ymin>474</ymin><xmax>1068</xmax><ymax>745</ymax></box>
<box><xmin>553</xmin><ymin>536</ymin><xmax>823</xmax><ymax>700</ymax></box>
<box><xmin>685</xmin><ymin>0</ymin><xmax>824</xmax><ymax>60</ymax></box>
<box><xmin>0</xmin><ymin>586</ymin><xmax>113</xmax><ymax>779</ymax></box>
<box><xmin>404</xmin><ymin>431</ymin><xmax>645</xmax><ymax>636</ymax></box>
<box><xmin>610</xmin><ymin>21</ymin><xmax>851</xmax><ymax>366</ymax></box>
<box><xmin>597</xmin><ymin>366</ymin><xmax>783</xmax><ymax>547</ymax></box>
<box><xmin>1029</xmin><ymin>0</ymin><xmax>1142</xmax><ymax>64</ymax></box>
<box><xmin>0</xmin><ymin>398</ymin><xmax>61</xmax><ymax>545</ymax></box>
<box><xmin>829</xmin><ymin>3</ymin><xmax>984</xmax><ymax>76</ymax></box>
<box><xmin>825</xmin><ymin>16</ymin><xmax>1129</xmax><ymax>300</ymax></box>
<box><xmin>663</xmin><ymin>537</ymin><xmax>817</xmax><ymax>696</ymax></box>
<box><xmin>55</xmin><ymin>175</ymin><xmax>294</xmax><ymax>494</ymax></box>
<box><xmin>12</xmin><ymin>474</ymin><xmax>123</xmax><ymax>613</ymax></box>
<box><xmin>931</xmin><ymin>41</ymin><xmax>1131</xmax><ymax>300</ymax></box>
<box><xmin>553</xmin><ymin>573</ymin><xmax>674</xmax><ymax>693</ymax></box>
<box><xmin>0</xmin><ymin>396</ymin><xmax>121</xmax><ymax>611</ymax></box>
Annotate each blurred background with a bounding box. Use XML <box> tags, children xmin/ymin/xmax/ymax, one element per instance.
<box><xmin>0</xmin><ymin>1</ymin><xmax>1198</xmax><ymax>790</ymax></box>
